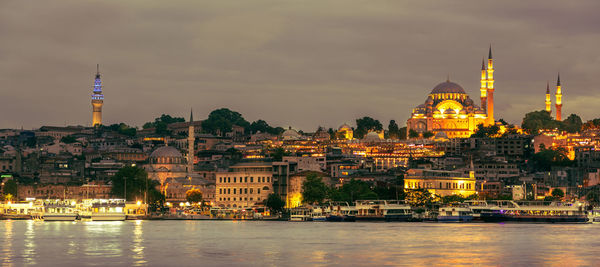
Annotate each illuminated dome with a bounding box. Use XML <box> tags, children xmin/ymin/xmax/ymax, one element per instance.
<box><xmin>430</xmin><ymin>81</ymin><xmax>466</xmax><ymax>94</ymax></box>
<box><xmin>363</xmin><ymin>131</ymin><xmax>382</xmax><ymax>142</ymax></box>
<box><xmin>150</xmin><ymin>146</ymin><xmax>182</xmax><ymax>158</ymax></box>
<box><xmin>338</xmin><ymin>123</ymin><xmax>352</xmax><ymax>131</ymax></box>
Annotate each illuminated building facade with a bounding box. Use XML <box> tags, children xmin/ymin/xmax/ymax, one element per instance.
<box><xmin>215</xmin><ymin>162</ymin><xmax>273</xmax><ymax>208</ymax></box>
<box><xmin>91</xmin><ymin>64</ymin><xmax>104</xmax><ymax>127</ymax></box>
<box><xmin>404</xmin><ymin>169</ymin><xmax>476</xmax><ymax>197</ymax></box>
<box><xmin>338</xmin><ymin>124</ymin><xmax>353</xmax><ymax>140</ymax></box>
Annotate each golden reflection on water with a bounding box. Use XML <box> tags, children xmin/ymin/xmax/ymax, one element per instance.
<box><xmin>23</xmin><ymin>220</ymin><xmax>37</xmax><ymax>265</ymax></box>
<box><xmin>83</xmin><ymin>221</ymin><xmax>124</xmax><ymax>258</ymax></box>
<box><xmin>1</xmin><ymin>220</ymin><xmax>14</xmax><ymax>266</ymax></box>
<box><xmin>131</xmin><ymin>220</ymin><xmax>146</xmax><ymax>266</ymax></box>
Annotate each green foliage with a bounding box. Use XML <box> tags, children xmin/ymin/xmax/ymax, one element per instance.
<box><xmin>408</xmin><ymin>129</ymin><xmax>419</xmax><ymax>139</ymax></box>
<box><xmin>201</xmin><ymin>108</ymin><xmax>250</xmax><ymax>135</ymax></box>
<box><xmin>143</xmin><ymin>114</ymin><xmax>184</xmax><ymax>135</ymax></box>
<box><xmin>387</xmin><ymin>120</ymin><xmax>401</xmax><ymax>139</ymax></box>
<box><xmin>521</xmin><ymin>110</ymin><xmax>560</xmax><ymax>134</ymax></box>
<box><xmin>60</xmin><ymin>135</ymin><xmax>77</xmax><ymax>144</ymax></box>
<box><xmin>270</xmin><ymin>147</ymin><xmax>291</xmax><ymax>161</ymax></box>
<box><xmin>405</xmin><ymin>188</ymin><xmax>434</xmax><ymax>206</ymax></box>
<box><xmin>330</xmin><ymin>179</ymin><xmax>378</xmax><ymax>203</ymax></box>
<box><xmin>398</xmin><ymin>127</ymin><xmax>407</xmax><ymax>140</ymax></box>
<box><xmin>110</xmin><ymin>166</ymin><xmax>164</xmax><ymax>204</ymax></box>
<box><xmin>265</xmin><ymin>193</ymin><xmax>286</xmax><ymax>213</ymax></box>
<box><xmin>440</xmin><ymin>194</ymin><xmax>478</xmax><ymax>203</ymax></box>
<box><xmin>585</xmin><ymin>190</ymin><xmax>600</xmax><ymax>204</ymax></box>
<box><xmin>186</xmin><ymin>188</ymin><xmax>203</xmax><ymax>203</ymax></box>
<box><xmin>301</xmin><ymin>173</ymin><xmax>329</xmax><ymax>205</ymax></box>
<box><xmin>354</xmin><ymin>117</ymin><xmax>383</xmax><ymax>139</ymax></box>
<box><xmin>530</xmin><ymin>146</ymin><xmax>573</xmax><ymax>171</ymax></box>
<box><xmin>2</xmin><ymin>179</ymin><xmax>18</xmax><ymax>196</ymax></box>
<box><xmin>249</xmin><ymin>120</ymin><xmax>284</xmax><ymax>135</ymax></box>
<box><xmin>471</xmin><ymin>123</ymin><xmax>500</xmax><ymax>138</ymax></box>
<box><xmin>551</xmin><ymin>188</ymin><xmax>565</xmax><ymax>198</ymax></box>
<box><xmin>560</xmin><ymin>114</ymin><xmax>583</xmax><ymax>133</ymax></box>
<box><xmin>422</xmin><ymin>131</ymin><xmax>434</xmax><ymax>139</ymax></box>
<box><xmin>106</xmin><ymin>123</ymin><xmax>137</xmax><ymax>137</ymax></box>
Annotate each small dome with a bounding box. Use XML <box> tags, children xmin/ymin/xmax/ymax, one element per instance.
<box><xmin>430</xmin><ymin>81</ymin><xmax>466</xmax><ymax>94</ymax></box>
<box><xmin>282</xmin><ymin>128</ymin><xmax>301</xmax><ymax>140</ymax></box>
<box><xmin>434</xmin><ymin>131</ymin><xmax>449</xmax><ymax>139</ymax></box>
<box><xmin>338</xmin><ymin>123</ymin><xmax>352</xmax><ymax>131</ymax></box>
<box><xmin>363</xmin><ymin>131</ymin><xmax>382</xmax><ymax>142</ymax></box>
<box><xmin>150</xmin><ymin>146</ymin><xmax>182</xmax><ymax>158</ymax></box>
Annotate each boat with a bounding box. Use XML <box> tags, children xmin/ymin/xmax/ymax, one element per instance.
<box><xmin>31</xmin><ymin>200</ymin><xmax>78</xmax><ymax>221</ymax></box>
<box><xmin>479</xmin><ymin>201</ymin><xmax>588</xmax><ymax>223</ymax></box>
<box><xmin>355</xmin><ymin>200</ymin><xmax>412</xmax><ymax>222</ymax></box>
<box><xmin>588</xmin><ymin>208</ymin><xmax>600</xmax><ymax>223</ymax></box>
<box><xmin>310</xmin><ymin>207</ymin><xmax>327</xmax><ymax>222</ymax></box>
<box><xmin>437</xmin><ymin>203</ymin><xmax>474</xmax><ymax>222</ymax></box>
<box><xmin>289</xmin><ymin>207</ymin><xmax>311</xmax><ymax>221</ymax></box>
<box><xmin>326</xmin><ymin>202</ymin><xmax>356</xmax><ymax>222</ymax></box>
<box><xmin>80</xmin><ymin>199</ymin><xmax>126</xmax><ymax>221</ymax></box>
<box><xmin>464</xmin><ymin>200</ymin><xmax>499</xmax><ymax>221</ymax></box>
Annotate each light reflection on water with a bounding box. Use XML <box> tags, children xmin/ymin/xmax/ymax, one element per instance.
<box><xmin>0</xmin><ymin>221</ymin><xmax>599</xmax><ymax>266</ymax></box>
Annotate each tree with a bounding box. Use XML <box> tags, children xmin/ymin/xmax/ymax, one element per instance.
<box><xmin>551</xmin><ymin>188</ymin><xmax>565</xmax><ymax>199</ymax></box>
<box><xmin>2</xmin><ymin>179</ymin><xmax>18</xmax><ymax>197</ymax></box>
<box><xmin>560</xmin><ymin>114</ymin><xmax>583</xmax><ymax>133</ymax></box>
<box><xmin>265</xmin><ymin>193</ymin><xmax>286</xmax><ymax>213</ymax></box>
<box><xmin>201</xmin><ymin>108</ymin><xmax>250</xmax><ymax>136</ymax></box>
<box><xmin>60</xmin><ymin>135</ymin><xmax>77</xmax><ymax>144</ymax></box>
<box><xmin>270</xmin><ymin>147</ymin><xmax>291</xmax><ymax>161</ymax></box>
<box><xmin>106</xmin><ymin>123</ymin><xmax>137</xmax><ymax>137</ymax></box>
<box><xmin>388</xmin><ymin>120</ymin><xmax>400</xmax><ymax>139</ymax></box>
<box><xmin>470</xmin><ymin>123</ymin><xmax>500</xmax><ymax>138</ymax></box>
<box><xmin>583</xmin><ymin>118</ymin><xmax>600</xmax><ymax>130</ymax></box>
<box><xmin>398</xmin><ymin>127</ymin><xmax>407</xmax><ymax>140</ymax></box>
<box><xmin>408</xmin><ymin>129</ymin><xmax>419</xmax><ymax>139</ymax></box>
<box><xmin>301</xmin><ymin>173</ymin><xmax>329</xmax><ymax>205</ymax></box>
<box><xmin>530</xmin><ymin>146</ymin><xmax>572</xmax><ymax>171</ymax></box>
<box><xmin>143</xmin><ymin>114</ymin><xmax>185</xmax><ymax>129</ymax></box>
<box><xmin>186</xmin><ymin>188</ymin><xmax>203</xmax><ymax>203</ymax></box>
<box><xmin>110</xmin><ymin>166</ymin><xmax>164</xmax><ymax>204</ymax></box>
<box><xmin>330</xmin><ymin>179</ymin><xmax>378</xmax><ymax>203</ymax></box>
<box><xmin>405</xmin><ymin>188</ymin><xmax>434</xmax><ymax>206</ymax></box>
<box><xmin>355</xmin><ymin>117</ymin><xmax>383</xmax><ymax>139</ymax></box>
<box><xmin>422</xmin><ymin>131</ymin><xmax>435</xmax><ymax>139</ymax></box>
<box><xmin>249</xmin><ymin>120</ymin><xmax>284</xmax><ymax>135</ymax></box>
<box><xmin>521</xmin><ymin>110</ymin><xmax>560</xmax><ymax>134</ymax></box>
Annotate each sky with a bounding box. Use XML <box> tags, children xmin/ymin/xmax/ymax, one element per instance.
<box><xmin>1</xmin><ymin>0</ymin><xmax>600</xmax><ymax>131</ymax></box>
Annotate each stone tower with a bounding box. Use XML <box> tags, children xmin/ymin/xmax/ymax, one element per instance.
<box><xmin>91</xmin><ymin>64</ymin><xmax>104</xmax><ymax>127</ymax></box>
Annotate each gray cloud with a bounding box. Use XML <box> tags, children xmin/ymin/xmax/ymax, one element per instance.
<box><xmin>1</xmin><ymin>0</ymin><xmax>599</xmax><ymax>130</ymax></box>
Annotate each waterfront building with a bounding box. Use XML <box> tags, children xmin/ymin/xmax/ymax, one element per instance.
<box><xmin>215</xmin><ymin>162</ymin><xmax>273</xmax><ymax>208</ymax></box>
<box><xmin>91</xmin><ymin>64</ymin><xmax>104</xmax><ymax>127</ymax></box>
<box><xmin>272</xmin><ymin>161</ymin><xmax>298</xmax><ymax>207</ymax></box>
<box><xmin>404</xmin><ymin>169</ymin><xmax>476</xmax><ymax>197</ymax></box>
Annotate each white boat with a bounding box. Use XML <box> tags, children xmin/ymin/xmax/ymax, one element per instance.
<box><xmin>588</xmin><ymin>208</ymin><xmax>600</xmax><ymax>223</ymax></box>
<box><xmin>80</xmin><ymin>199</ymin><xmax>126</xmax><ymax>221</ymax></box>
<box><xmin>479</xmin><ymin>201</ymin><xmax>588</xmax><ymax>223</ymax></box>
<box><xmin>32</xmin><ymin>200</ymin><xmax>78</xmax><ymax>221</ymax></box>
<box><xmin>310</xmin><ymin>207</ymin><xmax>327</xmax><ymax>222</ymax></box>
<box><xmin>437</xmin><ymin>203</ymin><xmax>474</xmax><ymax>222</ymax></box>
<box><xmin>355</xmin><ymin>200</ymin><xmax>412</xmax><ymax>221</ymax></box>
<box><xmin>289</xmin><ymin>207</ymin><xmax>311</xmax><ymax>221</ymax></box>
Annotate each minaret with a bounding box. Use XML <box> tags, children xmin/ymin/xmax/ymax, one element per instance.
<box><xmin>555</xmin><ymin>73</ymin><xmax>562</xmax><ymax>121</ymax></box>
<box><xmin>480</xmin><ymin>58</ymin><xmax>488</xmax><ymax>112</ymax></box>
<box><xmin>91</xmin><ymin>64</ymin><xmax>104</xmax><ymax>127</ymax></box>
<box><xmin>486</xmin><ymin>46</ymin><xmax>495</xmax><ymax>125</ymax></box>
<box><xmin>545</xmin><ymin>81</ymin><xmax>552</xmax><ymax>113</ymax></box>
<box><xmin>187</xmin><ymin>109</ymin><xmax>195</xmax><ymax>175</ymax></box>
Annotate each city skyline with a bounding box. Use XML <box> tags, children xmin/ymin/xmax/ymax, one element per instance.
<box><xmin>2</xmin><ymin>1</ymin><xmax>600</xmax><ymax>130</ymax></box>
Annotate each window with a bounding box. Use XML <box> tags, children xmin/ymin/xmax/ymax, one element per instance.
<box><xmin>227</xmin><ymin>189</ymin><xmax>231</xmax><ymax>194</ymax></box>
<box><xmin>258</xmin><ymin>188</ymin><xmax>261</xmax><ymax>194</ymax></box>
<box><xmin>219</xmin><ymin>177</ymin><xmax>222</xmax><ymax>183</ymax></box>
<box><xmin>234</xmin><ymin>177</ymin><xmax>236</xmax><ymax>183</ymax></box>
<box><xmin>245</xmin><ymin>177</ymin><xmax>248</xmax><ymax>183</ymax></box>
<box><xmin>250</xmin><ymin>188</ymin><xmax>254</xmax><ymax>194</ymax></box>
<box><xmin>245</xmin><ymin>188</ymin><xmax>248</xmax><ymax>194</ymax></box>
<box><xmin>219</xmin><ymin>189</ymin><xmax>222</xmax><ymax>194</ymax></box>
<box><xmin>233</xmin><ymin>188</ymin><xmax>236</xmax><ymax>194</ymax></box>
<box><xmin>228</xmin><ymin>177</ymin><xmax>231</xmax><ymax>183</ymax></box>
<box><xmin>267</xmin><ymin>177</ymin><xmax>270</xmax><ymax>183</ymax></box>
<box><xmin>251</xmin><ymin>177</ymin><xmax>254</xmax><ymax>183</ymax></box>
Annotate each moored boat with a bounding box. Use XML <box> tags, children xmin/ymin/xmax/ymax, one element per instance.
<box><xmin>437</xmin><ymin>203</ymin><xmax>474</xmax><ymax>222</ymax></box>
<box><xmin>32</xmin><ymin>200</ymin><xmax>78</xmax><ymax>221</ymax></box>
<box><xmin>480</xmin><ymin>201</ymin><xmax>588</xmax><ymax>223</ymax></box>
<box><xmin>355</xmin><ymin>200</ymin><xmax>412</xmax><ymax>222</ymax></box>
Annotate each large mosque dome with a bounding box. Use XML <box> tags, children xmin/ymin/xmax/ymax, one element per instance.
<box><xmin>149</xmin><ymin>146</ymin><xmax>184</xmax><ymax>164</ymax></box>
<box><xmin>430</xmin><ymin>81</ymin><xmax>466</xmax><ymax>94</ymax></box>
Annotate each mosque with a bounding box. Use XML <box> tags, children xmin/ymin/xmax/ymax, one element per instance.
<box><xmin>406</xmin><ymin>47</ymin><xmax>496</xmax><ymax>138</ymax></box>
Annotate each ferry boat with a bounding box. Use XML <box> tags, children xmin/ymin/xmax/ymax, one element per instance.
<box><xmin>464</xmin><ymin>200</ymin><xmax>499</xmax><ymax>221</ymax></box>
<box><xmin>479</xmin><ymin>201</ymin><xmax>588</xmax><ymax>223</ymax></box>
<box><xmin>355</xmin><ymin>200</ymin><xmax>412</xmax><ymax>222</ymax></box>
<box><xmin>31</xmin><ymin>200</ymin><xmax>78</xmax><ymax>221</ymax></box>
<box><xmin>326</xmin><ymin>202</ymin><xmax>356</xmax><ymax>222</ymax></box>
<box><xmin>80</xmin><ymin>199</ymin><xmax>126</xmax><ymax>221</ymax></box>
<box><xmin>588</xmin><ymin>208</ymin><xmax>600</xmax><ymax>223</ymax></box>
<box><xmin>310</xmin><ymin>207</ymin><xmax>327</xmax><ymax>222</ymax></box>
<box><xmin>437</xmin><ymin>203</ymin><xmax>474</xmax><ymax>222</ymax></box>
<box><xmin>289</xmin><ymin>207</ymin><xmax>311</xmax><ymax>222</ymax></box>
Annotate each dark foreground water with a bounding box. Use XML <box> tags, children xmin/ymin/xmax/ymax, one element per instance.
<box><xmin>1</xmin><ymin>220</ymin><xmax>599</xmax><ymax>266</ymax></box>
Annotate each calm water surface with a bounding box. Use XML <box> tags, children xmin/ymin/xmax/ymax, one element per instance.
<box><xmin>1</xmin><ymin>220</ymin><xmax>599</xmax><ymax>266</ymax></box>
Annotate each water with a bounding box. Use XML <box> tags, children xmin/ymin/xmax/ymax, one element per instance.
<box><xmin>1</xmin><ymin>220</ymin><xmax>599</xmax><ymax>266</ymax></box>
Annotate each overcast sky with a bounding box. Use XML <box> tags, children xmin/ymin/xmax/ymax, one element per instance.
<box><xmin>1</xmin><ymin>0</ymin><xmax>599</xmax><ymax>131</ymax></box>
